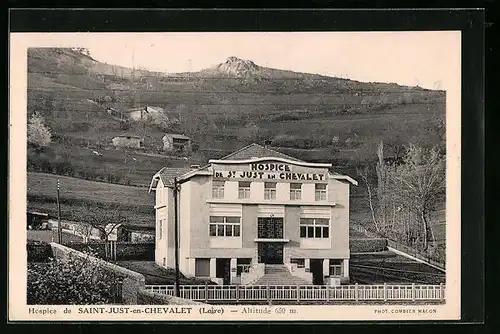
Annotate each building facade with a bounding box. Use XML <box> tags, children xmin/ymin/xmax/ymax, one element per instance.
<box><xmin>149</xmin><ymin>144</ymin><xmax>357</xmax><ymax>285</ymax></box>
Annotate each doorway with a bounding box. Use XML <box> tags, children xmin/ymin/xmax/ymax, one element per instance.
<box><xmin>310</xmin><ymin>259</ymin><xmax>324</xmax><ymax>285</ymax></box>
<box><xmin>258</xmin><ymin>243</ymin><xmax>284</xmax><ymax>264</ymax></box>
<box><xmin>215</xmin><ymin>258</ymin><xmax>231</xmax><ymax>285</ymax></box>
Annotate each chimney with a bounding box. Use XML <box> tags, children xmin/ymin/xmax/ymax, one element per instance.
<box><xmin>263</xmin><ymin>140</ymin><xmax>272</xmax><ymax>149</ymax></box>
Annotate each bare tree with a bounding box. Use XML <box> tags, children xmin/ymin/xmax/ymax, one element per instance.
<box><xmin>80</xmin><ymin>201</ymin><xmax>128</xmax><ymax>241</ymax></box>
<box><xmin>385</xmin><ymin>144</ymin><xmax>445</xmax><ymax>251</ymax></box>
<box><xmin>356</xmin><ymin>166</ymin><xmax>380</xmax><ymax>233</ymax></box>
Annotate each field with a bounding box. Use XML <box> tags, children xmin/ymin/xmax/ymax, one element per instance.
<box><xmin>350</xmin><ymin>251</ymin><xmax>445</xmax><ymax>285</ymax></box>
<box><xmin>27</xmin><ymin>172</ymin><xmax>155</xmax><ymax>226</ymax></box>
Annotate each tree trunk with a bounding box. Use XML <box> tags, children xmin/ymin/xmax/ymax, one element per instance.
<box><xmin>421</xmin><ymin>211</ymin><xmax>429</xmax><ymax>251</ymax></box>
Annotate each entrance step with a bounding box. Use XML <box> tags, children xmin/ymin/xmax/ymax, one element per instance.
<box><xmin>252</xmin><ymin>264</ymin><xmax>312</xmax><ymax>285</ymax></box>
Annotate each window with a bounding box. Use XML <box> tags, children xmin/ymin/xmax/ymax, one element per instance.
<box><xmin>209</xmin><ymin>217</ymin><xmax>241</xmax><ymax>237</ymax></box>
<box><xmin>291</xmin><ymin>258</ymin><xmax>305</xmax><ymax>268</ymax></box>
<box><xmin>329</xmin><ymin>259</ymin><xmax>343</xmax><ymax>276</ymax></box>
<box><xmin>264</xmin><ymin>182</ymin><xmax>277</xmax><ymax>200</ymax></box>
<box><xmin>162</xmin><ymin>258</ymin><xmax>166</xmax><ymax>266</ymax></box>
<box><xmin>158</xmin><ymin>219</ymin><xmax>163</xmax><ymax>240</ymax></box>
<box><xmin>212</xmin><ymin>181</ymin><xmax>225</xmax><ymax>199</ymax></box>
<box><xmin>237</xmin><ymin>258</ymin><xmax>252</xmax><ymax>276</ymax></box>
<box><xmin>300</xmin><ymin>218</ymin><xmax>330</xmax><ymax>238</ymax></box>
<box><xmin>290</xmin><ymin>183</ymin><xmax>302</xmax><ymax>200</ymax></box>
<box><xmin>315</xmin><ymin>183</ymin><xmax>327</xmax><ymax>201</ymax></box>
<box><xmin>238</xmin><ymin>181</ymin><xmax>251</xmax><ymax>199</ymax></box>
<box><xmin>195</xmin><ymin>259</ymin><xmax>210</xmax><ymax>277</ymax></box>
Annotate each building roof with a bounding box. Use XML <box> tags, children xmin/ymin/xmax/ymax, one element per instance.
<box><xmin>149</xmin><ymin>166</ymin><xmax>192</xmax><ymax>191</ymax></box>
<box><xmin>149</xmin><ymin>143</ymin><xmax>357</xmax><ymax>191</ymax></box>
<box><xmin>219</xmin><ymin>143</ymin><xmax>303</xmax><ymax>162</ymax></box>
<box><xmin>113</xmin><ymin>134</ymin><xmax>141</xmax><ymax>139</ymax></box>
<box><xmin>163</xmin><ymin>133</ymin><xmax>190</xmax><ymax>140</ymax></box>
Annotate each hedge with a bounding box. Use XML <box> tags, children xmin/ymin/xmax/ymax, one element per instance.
<box><xmin>27</xmin><ymin>240</ymin><xmax>53</xmax><ymax>262</ymax></box>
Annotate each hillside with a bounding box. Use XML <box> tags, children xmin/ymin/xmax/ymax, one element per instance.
<box><xmin>27</xmin><ymin>48</ymin><xmax>445</xmax><ymax>187</ymax></box>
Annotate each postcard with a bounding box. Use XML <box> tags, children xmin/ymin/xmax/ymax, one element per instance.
<box><xmin>9</xmin><ymin>30</ymin><xmax>461</xmax><ymax>321</ymax></box>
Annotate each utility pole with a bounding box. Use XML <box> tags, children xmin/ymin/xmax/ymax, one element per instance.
<box><xmin>173</xmin><ymin>177</ymin><xmax>180</xmax><ymax>297</ymax></box>
<box><xmin>56</xmin><ymin>179</ymin><xmax>62</xmax><ymax>244</ymax></box>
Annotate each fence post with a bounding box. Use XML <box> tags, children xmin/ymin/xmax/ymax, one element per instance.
<box><xmin>205</xmin><ymin>282</ymin><xmax>208</xmax><ymax>303</ymax></box>
<box><xmin>355</xmin><ymin>283</ymin><xmax>359</xmax><ymax>301</ymax></box>
<box><xmin>236</xmin><ymin>285</ymin><xmax>239</xmax><ymax>302</ymax></box>
<box><xmin>412</xmin><ymin>283</ymin><xmax>416</xmax><ymax>301</ymax></box>
<box><xmin>297</xmin><ymin>285</ymin><xmax>300</xmax><ymax>302</ymax></box>
<box><xmin>267</xmin><ymin>283</ymin><xmax>271</xmax><ymax>305</ymax></box>
<box><xmin>326</xmin><ymin>285</ymin><xmax>330</xmax><ymax>302</ymax></box>
<box><xmin>383</xmin><ymin>283</ymin><xmax>387</xmax><ymax>301</ymax></box>
<box><xmin>440</xmin><ymin>283</ymin><xmax>444</xmax><ymax>301</ymax></box>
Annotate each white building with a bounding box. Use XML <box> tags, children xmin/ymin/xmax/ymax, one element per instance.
<box><xmin>149</xmin><ymin>144</ymin><xmax>357</xmax><ymax>285</ymax></box>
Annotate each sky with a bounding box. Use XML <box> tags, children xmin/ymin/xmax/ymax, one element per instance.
<box><xmin>28</xmin><ymin>32</ymin><xmax>461</xmax><ymax>90</ymax></box>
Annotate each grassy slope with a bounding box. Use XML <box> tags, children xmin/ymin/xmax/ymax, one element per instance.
<box><xmin>27</xmin><ymin>172</ymin><xmax>155</xmax><ymax>226</ymax></box>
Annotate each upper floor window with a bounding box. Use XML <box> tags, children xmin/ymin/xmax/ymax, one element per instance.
<box><xmin>209</xmin><ymin>216</ymin><xmax>241</xmax><ymax>237</ymax></box>
<box><xmin>315</xmin><ymin>183</ymin><xmax>327</xmax><ymax>201</ymax></box>
<box><xmin>329</xmin><ymin>259</ymin><xmax>343</xmax><ymax>276</ymax></box>
<box><xmin>300</xmin><ymin>218</ymin><xmax>330</xmax><ymax>238</ymax></box>
<box><xmin>238</xmin><ymin>181</ymin><xmax>251</xmax><ymax>199</ymax></box>
<box><xmin>290</xmin><ymin>183</ymin><xmax>302</xmax><ymax>200</ymax></box>
<box><xmin>264</xmin><ymin>182</ymin><xmax>277</xmax><ymax>200</ymax></box>
<box><xmin>212</xmin><ymin>181</ymin><xmax>225</xmax><ymax>199</ymax></box>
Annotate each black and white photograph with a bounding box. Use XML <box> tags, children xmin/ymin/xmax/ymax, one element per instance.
<box><xmin>9</xmin><ymin>29</ymin><xmax>462</xmax><ymax>321</ymax></box>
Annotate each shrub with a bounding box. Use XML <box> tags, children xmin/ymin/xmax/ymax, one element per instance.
<box><xmin>27</xmin><ymin>240</ymin><xmax>53</xmax><ymax>262</ymax></box>
<box><xmin>28</xmin><ymin>112</ymin><xmax>52</xmax><ymax>149</ymax></box>
<box><xmin>27</xmin><ymin>251</ymin><xmax>123</xmax><ymax>305</ymax></box>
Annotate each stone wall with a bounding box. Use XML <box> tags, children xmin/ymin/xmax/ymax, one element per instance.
<box><xmin>137</xmin><ymin>289</ymin><xmax>204</xmax><ymax>305</ymax></box>
<box><xmin>50</xmin><ymin>243</ymin><xmax>146</xmax><ymax>304</ymax></box>
<box><xmin>49</xmin><ymin>242</ymin><xmax>202</xmax><ymax>305</ymax></box>
<box><xmin>63</xmin><ymin>242</ymin><xmax>155</xmax><ymax>261</ymax></box>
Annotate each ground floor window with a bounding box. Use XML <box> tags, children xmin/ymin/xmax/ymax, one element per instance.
<box><xmin>329</xmin><ymin>259</ymin><xmax>343</xmax><ymax>276</ymax></box>
<box><xmin>195</xmin><ymin>258</ymin><xmax>210</xmax><ymax>277</ymax></box>
<box><xmin>236</xmin><ymin>258</ymin><xmax>252</xmax><ymax>276</ymax></box>
<box><xmin>290</xmin><ymin>258</ymin><xmax>305</xmax><ymax>268</ymax></box>
<box><xmin>209</xmin><ymin>216</ymin><xmax>241</xmax><ymax>237</ymax></box>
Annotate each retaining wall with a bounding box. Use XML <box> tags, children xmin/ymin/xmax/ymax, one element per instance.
<box><xmin>63</xmin><ymin>242</ymin><xmax>155</xmax><ymax>261</ymax></box>
<box><xmin>137</xmin><ymin>289</ymin><xmax>204</xmax><ymax>305</ymax></box>
<box><xmin>50</xmin><ymin>243</ymin><xmax>145</xmax><ymax>304</ymax></box>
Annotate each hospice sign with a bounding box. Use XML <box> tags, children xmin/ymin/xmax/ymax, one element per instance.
<box><xmin>213</xmin><ymin>163</ymin><xmax>327</xmax><ymax>182</ymax></box>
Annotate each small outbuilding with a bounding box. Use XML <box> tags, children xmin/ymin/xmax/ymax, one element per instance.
<box><xmin>162</xmin><ymin>133</ymin><xmax>191</xmax><ymax>154</ymax></box>
<box><xmin>112</xmin><ymin>135</ymin><xmax>144</xmax><ymax>149</ymax></box>
<box><xmin>127</xmin><ymin>106</ymin><xmax>165</xmax><ymax>121</ymax></box>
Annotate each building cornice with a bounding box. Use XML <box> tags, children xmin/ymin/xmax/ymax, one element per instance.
<box><xmin>207</xmin><ymin>199</ymin><xmax>337</xmax><ymax>207</ymax></box>
<box><xmin>329</xmin><ymin>175</ymin><xmax>358</xmax><ymax>186</ymax></box>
